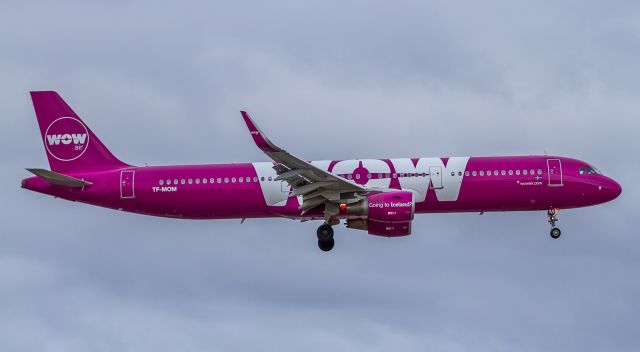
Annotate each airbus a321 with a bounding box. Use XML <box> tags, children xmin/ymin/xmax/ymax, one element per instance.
<box><xmin>23</xmin><ymin>91</ymin><xmax>622</xmax><ymax>251</ymax></box>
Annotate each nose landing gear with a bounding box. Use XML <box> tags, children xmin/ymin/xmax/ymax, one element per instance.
<box><xmin>547</xmin><ymin>208</ymin><xmax>561</xmax><ymax>239</ymax></box>
<box><xmin>317</xmin><ymin>223</ymin><xmax>335</xmax><ymax>251</ymax></box>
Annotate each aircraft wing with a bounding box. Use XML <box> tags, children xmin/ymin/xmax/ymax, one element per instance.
<box><xmin>241</xmin><ymin>111</ymin><xmax>370</xmax><ymax>215</ymax></box>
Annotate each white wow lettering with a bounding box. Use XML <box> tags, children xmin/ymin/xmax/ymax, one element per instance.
<box><xmin>252</xmin><ymin>157</ymin><xmax>470</xmax><ymax>207</ymax></box>
<box><xmin>43</xmin><ymin>117</ymin><xmax>90</xmax><ymax>161</ymax></box>
<box><xmin>46</xmin><ymin>133</ymin><xmax>87</xmax><ymax>146</ymax></box>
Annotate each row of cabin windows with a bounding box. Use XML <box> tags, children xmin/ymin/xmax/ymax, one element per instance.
<box><xmin>341</xmin><ymin>169</ymin><xmax>543</xmax><ymax>179</ymax></box>
<box><xmin>157</xmin><ymin>175</ymin><xmax>312</xmax><ymax>186</ymax></box>
<box><xmin>342</xmin><ymin>173</ymin><xmax>432</xmax><ymax>180</ymax></box>
<box><xmin>160</xmin><ymin>176</ymin><xmax>259</xmax><ymax>186</ymax></box>
<box><xmin>157</xmin><ymin>168</ymin><xmax>544</xmax><ymax>186</ymax></box>
<box><xmin>160</xmin><ymin>173</ymin><xmax>443</xmax><ymax>186</ymax></box>
<box><xmin>340</xmin><ymin>170</ymin><xmax>543</xmax><ymax>179</ymax></box>
<box><xmin>466</xmin><ymin>169</ymin><xmax>543</xmax><ymax>177</ymax></box>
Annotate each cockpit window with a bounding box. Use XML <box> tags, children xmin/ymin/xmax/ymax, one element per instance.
<box><xmin>580</xmin><ymin>166</ymin><xmax>601</xmax><ymax>175</ymax></box>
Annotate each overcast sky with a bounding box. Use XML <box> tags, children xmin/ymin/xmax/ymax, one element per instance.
<box><xmin>1</xmin><ymin>1</ymin><xmax>639</xmax><ymax>351</ymax></box>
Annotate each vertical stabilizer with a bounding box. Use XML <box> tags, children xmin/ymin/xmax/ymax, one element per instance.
<box><xmin>30</xmin><ymin>91</ymin><xmax>129</xmax><ymax>173</ymax></box>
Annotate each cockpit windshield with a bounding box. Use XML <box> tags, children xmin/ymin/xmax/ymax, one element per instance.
<box><xmin>579</xmin><ymin>166</ymin><xmax>602</xmax><ymax>175</ymax></box>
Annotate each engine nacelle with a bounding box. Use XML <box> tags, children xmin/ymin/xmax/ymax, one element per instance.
<box><xmin>344</xmin><ymin>191</ymin><xmax>414</xmax><ymax>237</ymax></box>
<box><xmin>346</xmin><ymin>218</ymin><xmax>412</xmax><ymax>237</ymax></box>
<box><xmin>367</xmin><ymin>191</ymin><xmax>415</xmax><ymax>223</ymax></box>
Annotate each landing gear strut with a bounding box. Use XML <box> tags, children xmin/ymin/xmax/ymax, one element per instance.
<box><xmin>547</xmin><ymin>208</ymin><xmax>561</xmax><ymax>239</ymax></box>
<box><xmin>317</xmin><ymin>223</ymin><xmax>334</xmax><ymax>252</ymax></box>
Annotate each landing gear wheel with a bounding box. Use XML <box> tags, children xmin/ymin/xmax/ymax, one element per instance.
<box><xmin>550</xmin><ymin>227</ymin><xmax>561</xmax><ymax>239</ymax></box>
<box><xmin>316</xmin><ymin>224</ymin><xmax>335</xmax><ymax>251</ymax></box>
<box><xmin>318</xmin><ymin>238</ymin><xmax>335</xmax><ymax>252</ymax></box>
<box><xmin>317</xmin><ymin>224</ymin><xmax>334</xmax><ymax>241</ymax></box>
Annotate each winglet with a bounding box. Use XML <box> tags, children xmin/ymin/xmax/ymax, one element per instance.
<box><xmin>241</xmin><ymin>111</ymin><xmax>282</xmax><ymax>153</ymax></box>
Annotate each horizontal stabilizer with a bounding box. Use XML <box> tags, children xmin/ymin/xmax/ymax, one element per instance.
<box><xmin>26</xmin><ymin>168</ymin><xmax>92</xmax><ymax>188</ymax></box>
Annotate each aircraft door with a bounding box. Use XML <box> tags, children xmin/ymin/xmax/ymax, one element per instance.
<box><xmin>547</xmin><ymin>159</ymin><xmax>563</xmax><ymax>186</ymax></box>
<box><xmin>120</xmin><ymin>170</ymin><xmax>135</xmax><ymax>198</ymax></box>
<box><xmin>429</xmin><ymin>166</ymin><xmax>443</xmax><ymax>189</ymax></box>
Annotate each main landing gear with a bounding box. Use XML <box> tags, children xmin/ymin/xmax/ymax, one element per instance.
<box><xmin>317</xmin><ymin>223</ymin><xmax>335</xmax><ymax>252</ymax></box>
<box><xmin>547</xmin><ymin>208</ymin><xmax>561</xmax><ymax>239</ymax></box>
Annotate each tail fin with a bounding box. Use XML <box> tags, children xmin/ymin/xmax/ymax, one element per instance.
<box><xmin>30</xmin><ymin>91</ymin><xmax>129</xmax><ymax>173</ymax></box>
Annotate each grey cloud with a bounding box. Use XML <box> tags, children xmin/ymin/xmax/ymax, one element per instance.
<box><xmin>1</xmin><ymin>1</ymin><xmax>639</xmax><ymax>351</ymax></box>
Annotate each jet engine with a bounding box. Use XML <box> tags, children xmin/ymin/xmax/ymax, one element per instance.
<box><xmin>343</xmin><ymin>191</ymin><xmax>414</xmax><ymax>237</ymax></box>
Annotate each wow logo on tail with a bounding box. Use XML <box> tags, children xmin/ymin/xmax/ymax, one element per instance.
<box><xmin>44</xmin><ymin>117</ymin><xmax>89</xmax><ymax>161</ymax></box>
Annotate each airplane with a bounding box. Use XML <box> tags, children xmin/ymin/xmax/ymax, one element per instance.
<box><xmin>22</xmin><ymin>91</ymin><xmax>622</xmax><ymax>251</ymax></box>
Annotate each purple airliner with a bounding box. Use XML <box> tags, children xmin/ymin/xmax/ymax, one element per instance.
<box><xmin>22</xmin><ymin>91</ymin><xmax>622</xmax><ymax>251</ymax></box>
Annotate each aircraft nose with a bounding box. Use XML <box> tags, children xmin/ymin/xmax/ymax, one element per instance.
<box><xmin>599</xmin><ymin>177</ymin><xmax>622</xmax><ymax>201</ymax></box>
